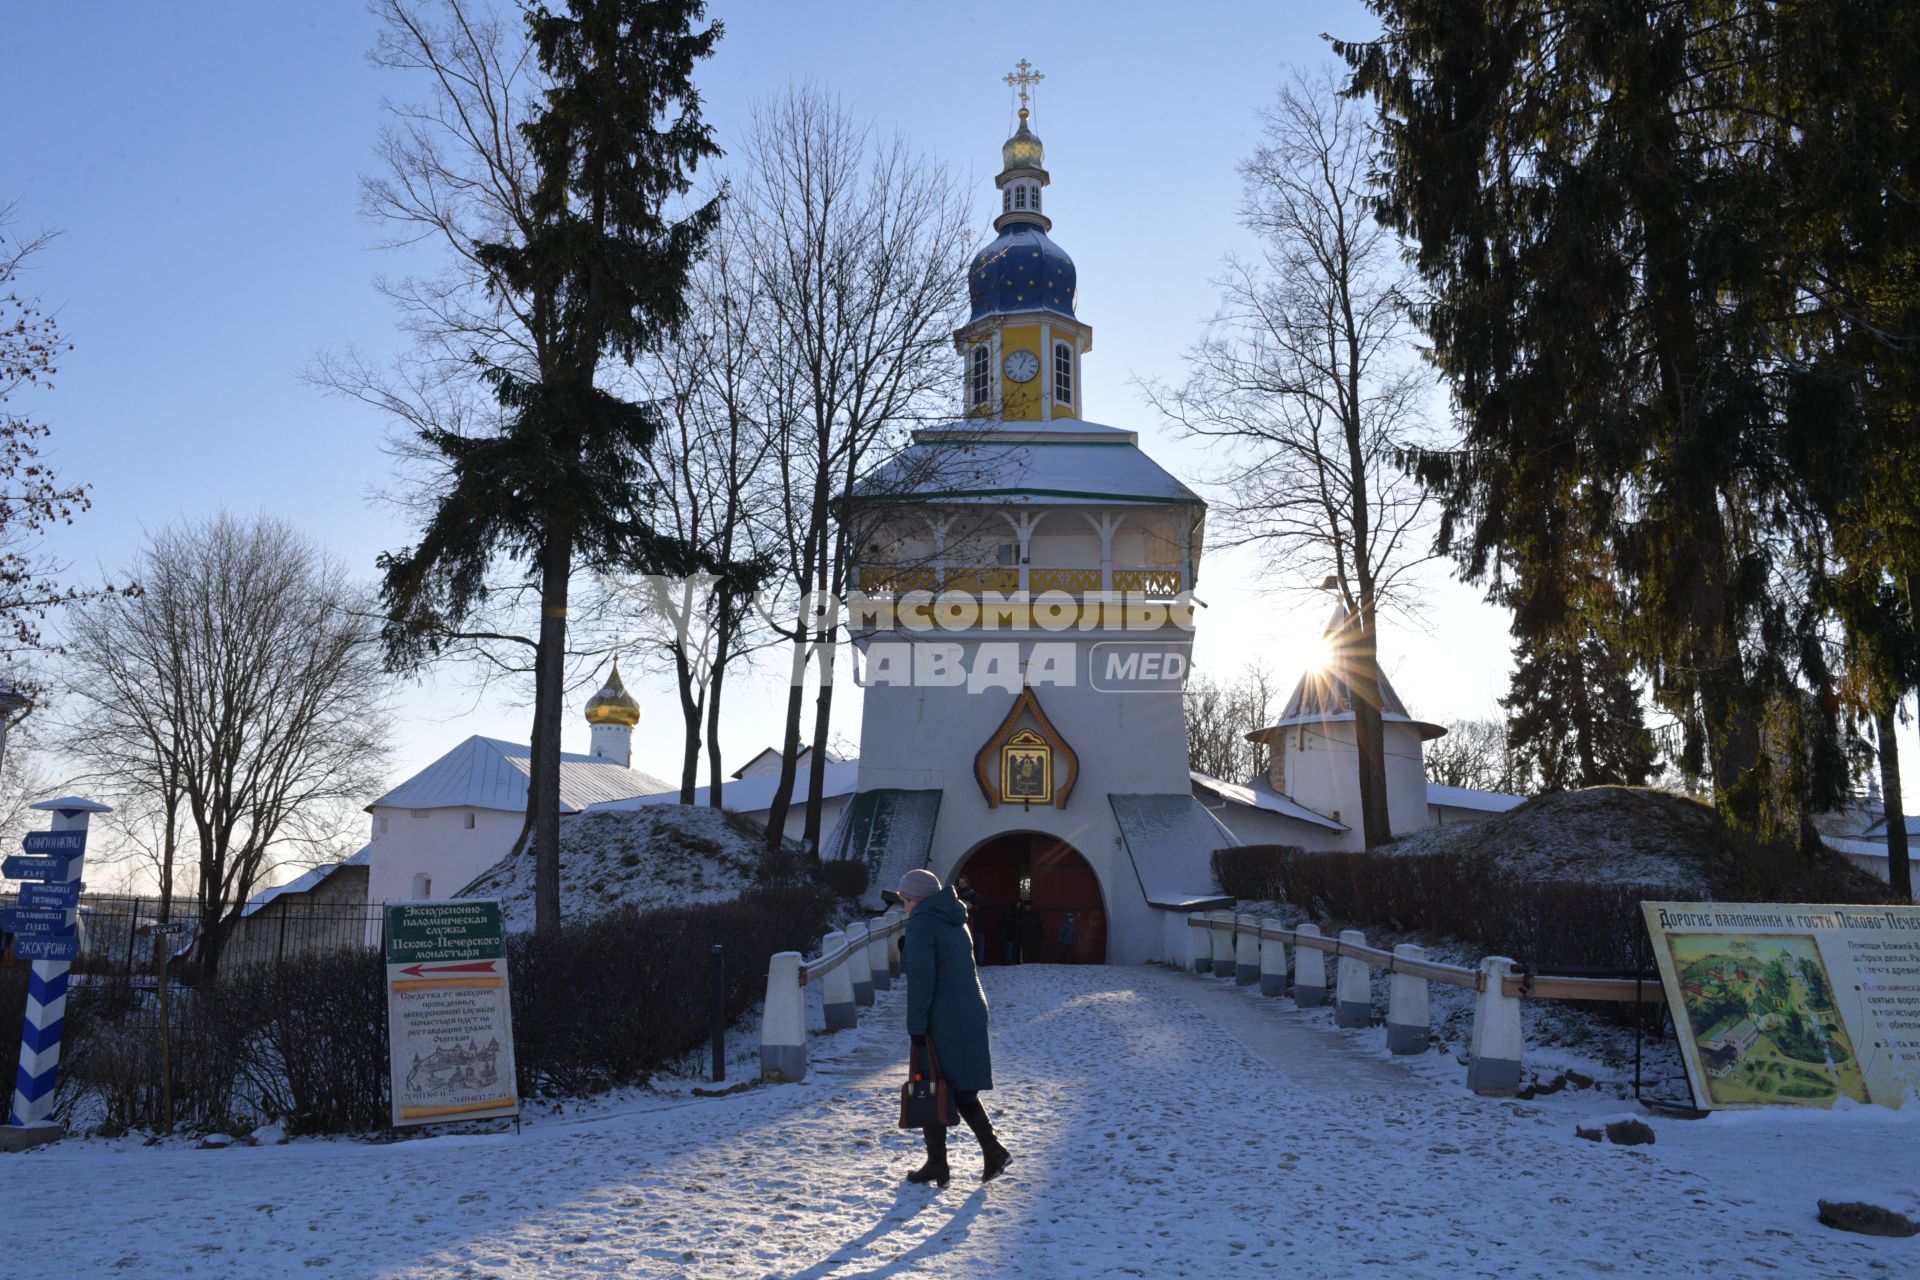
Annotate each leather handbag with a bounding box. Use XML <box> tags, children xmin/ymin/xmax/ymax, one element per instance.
<box><xmin>898</xmin><ymin>1040</ymin><xmax>959</xmax><ymax>1129</ymax></box>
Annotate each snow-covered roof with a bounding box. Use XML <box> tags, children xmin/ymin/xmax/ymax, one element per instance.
<box><xmin>857</xmin><ymin>428</ymin><xmax>1202</xmax><ymax>508</ymax></box>
<box><xmin>1110</xmin><ymin>793</ymin><xmax>1239</xmax><ymax>909</ymax></box>
<box><xmin>1862</xmin><ymin>814</ymin><xmax>1920</xmax><ymax>839</ymax></box>
<box><xmin>1250</xmin><ymin>605</ymin><xmax>1445</xmax><ymax>743</ymax></box>
<box><xmin>1426</xmin><ymin>783</ymin><xmax>1527</xmax><ymax>814</ymax></box>
<box><xmin>1824</xmin><ymin>835</ymin><xmax>1894</xmax><ymax>861</ymax></box>
<box><xmin>731</xmin><ymin>746</ymin><xmax>806</xmax><ymax>779</ymax></box>
<box><xmin>822</xmin><ymin>788</ymin><xmax>944</xmax><ymax>907</ymax></box>
<box><xmin>1189</xmin><ymin>771</ymin><xmax>1347</xmax><ymax>832</ymax></box>
<box><xmin>241</xmin><ymin>845</ymin><xmax>371</xmax><ymax>917</ymax></box>
<box><xmin>592</xmin><ymin>759</ymin><xmax>861</xmax><ymax>816</ymax></box>
<box><xmin>370</xmin><ymin>736</ymin><xmax>672</xmax><ymax>815</ymax></box>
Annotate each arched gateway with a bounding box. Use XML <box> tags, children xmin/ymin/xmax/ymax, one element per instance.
<box><xmin>956</xmin><ymin>833</ymin><xmax>1106</xmax><ymax>965</ymax></box>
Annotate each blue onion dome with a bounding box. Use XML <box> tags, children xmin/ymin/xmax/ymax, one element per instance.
<box><xmin>968</xmin><ymin>224</ymin><xmax>1077</xmax><ymax>322</ymax></box>
<box><xmin>1002</xmin><ymin>109</ymin><xmax>1044</xmax><ymax>171</ymax></box>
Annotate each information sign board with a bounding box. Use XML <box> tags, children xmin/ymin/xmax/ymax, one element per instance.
<box><xmin>2</xmin><ymin>854</ymin><xmax>74</xmax><ymax>881</ymax></box>
<box><xmin>19</xmin><ymin>882</ymin><xmax>79</xmax><ymax>910</ymax></box>
<box><xmin>2</xmin><ymin>908</ymin><xmax>70</xmax><ymax>934</ymax></box>
<box><xmin>383</xmin><ymin>900</ymin><xmax>518</xmax><ymax>1127</ymax></box>
<box><xmin>1644</xmin><ymin>901</ymin><xmax>1920</xmax><ymax>1109</ymax></box>
<box><xmin>21</xmin><ymin>831</ymin><xmax>86</xmax><ymax>856</ymax></box>
<box><xmin>14</xmin><ymin>935</ymin><xmax>79</xmax><ymax>962</ymax></box>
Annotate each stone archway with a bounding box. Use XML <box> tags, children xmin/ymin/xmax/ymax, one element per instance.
<box><xmin>954</xmin><ymin>832</ymin><xmax>1107</xmax><ymax>965</ymax></box>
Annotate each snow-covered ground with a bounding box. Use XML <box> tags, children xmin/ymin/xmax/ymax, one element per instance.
<box><xmin>462</xmin><ymin>805</ymin><xmax>776</xmax><ymax>929</ymax></box>
<box><xmin>12</xmin><ymin>965</ymin><xmax>1916</xmax><ymax>1278</ymax></box>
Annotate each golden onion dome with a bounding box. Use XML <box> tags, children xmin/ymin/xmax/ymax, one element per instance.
<box><xmin>584</xmin><ymin>660</ymin><xmax>640</xmax><ymax>727</ymax></box>
<box><xmin>1001</xmin><ymin>108</ymin><xmax>1044</xmax><ymax>171</ymax></box>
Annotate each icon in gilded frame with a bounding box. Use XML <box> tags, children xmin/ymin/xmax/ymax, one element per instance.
<box><xmin>1001</xmin><ymin>729</ymin><xmax>1052</xmax><ymax>804</ymax></box>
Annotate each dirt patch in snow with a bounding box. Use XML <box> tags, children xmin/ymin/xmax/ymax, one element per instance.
<box><xmin>458</xmin><ymin>805</ymin><xmax>784</xmax><ymax>931</ymax></box>
<box><xmin>1382</xmin><ymin>786</ymin><xmax>1891</xmax><ymax>901</ymax></box>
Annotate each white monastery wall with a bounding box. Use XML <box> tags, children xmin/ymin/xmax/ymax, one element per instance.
<box><xmin>857</xmin><ymin>629</ymin><xmax>1193</xmax><ymax>964</ymax></box>
<box><xmin>366</xmin><ymin>806</ymin><xmax>525</xmax><ymax>906</ymax></box>
<box><xmin>1273</xmin><ymin>721</ymin><xmax>1431</xmax><ymax>850</ymax></box>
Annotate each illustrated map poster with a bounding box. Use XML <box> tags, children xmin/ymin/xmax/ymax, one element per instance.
<box><xmin>384</xmin><ymin>900</ymin><xmax>519</xmax><ymax>1126</ymax></box>
<box><xmin>1642</xmin><ymin>901</ymin><xmax>1920</xmax><ymax>1110</ymax></box>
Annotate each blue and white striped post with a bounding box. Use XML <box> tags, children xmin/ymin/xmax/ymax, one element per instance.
<box><xmin>7</xmin><ymin>796</ymin><xmax>110</xmax><ymax>1144</ymax></box>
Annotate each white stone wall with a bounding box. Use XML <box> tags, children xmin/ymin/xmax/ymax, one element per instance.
<box><xmin>365</xmin><ymin>806</ymin><xmax>526</xmax><ymax>909</ymax></box>
<box><xmin>1271</xmin><ymin>720</ymin><xmax>1430</xmax><ymax>850</ymax></box>
<box><xmin>854</xmin><ymin>627</ymin><xmax>1194</xmax><ymax>964</ymax></box>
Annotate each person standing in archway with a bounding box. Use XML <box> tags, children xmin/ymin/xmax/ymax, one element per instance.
<box><xmin>898</xmin><ymin>868</ymin><xmax>1011</xmax><ymax>1187</ymax></box>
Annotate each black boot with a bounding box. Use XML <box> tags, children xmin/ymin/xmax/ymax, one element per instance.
<box><xmin>905</xmin><ymin>1158</ymin><xmax>951</xmax><ymax>1187</ymax></box>
<box><xmin>955</xmin><ymin>1094</ymin><xmax>1012</xmax><ymax>1183</ymax></box>
<box><xmin>909</xmin><ymin>1126</ymin><xmax>950</xmax><ymax>1187</ymax></box>
<box><xmin>980</xmin><ymin>1138</ymin><xmax>1011</xmax><ymax>1183</ymax></box>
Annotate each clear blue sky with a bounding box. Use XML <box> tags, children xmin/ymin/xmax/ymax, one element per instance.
<box><xmin>12</xmin><ymin>2</ymin><xmax>1901</xmax><ymax>802</ymax></box>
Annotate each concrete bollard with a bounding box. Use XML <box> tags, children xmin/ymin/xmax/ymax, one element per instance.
<box><xmin>1468</xmin><ymin>956</ymin><xmax>1525</xmax><ymax>1095</ymax></box>
<box><xmin>1335</xmin><ymin>929</ymin><xmax>1372</xmax><ymax>1028</ymax></box>
<box><xmin>1234</xmin><ymin>914</ymin><xmax>1260</xmax><ymax>986</ymax></box>
<box><xmin>846</xmin><ymin>921</ymin><xmax>874</xmax><ymax>1006</ymax></box>
<box><xmin>1259</xmin><ymin>918</ymin><xmax>1287</xmax><ymax>997</ymax></box>
<box><xmin>1386</xmin><ymin>944</ymin><xmax>1431</xmax><ymax>1054</ymax></box>
<box><xmin>1293</xmin><ymin>923</ymin><xmax>1327</xmax><ymax>1007</ymax></box>
<box><xmin>1209</xmin><ymin>910</ymin><xmax>1235</xmax><ymax>978</ymax></box>
<box><xmin>760</xmin><ymin>951</ymin><xmax>807</xmax><ymax>1083</ymax></box>
<box><xmin>1187</xmin><ymin>913</ymin><xmax>1211</xmax><ymax>973</ymax></box>
<box><xmin>885</xmin><ymin>909</ymin><xmax>904</xmax><ymax>981</ymax></box>
<box><xmin>820</xmin><ymin>933</ymin><xmax>857</xmax><ymax>1031</ymax></box>
<box><xmin>867</xmin><ymin>916</ymin><xmax>892</xmax><ymax>991</ymax></box>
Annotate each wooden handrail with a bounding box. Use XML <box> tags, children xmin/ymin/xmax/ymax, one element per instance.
<box><xmin>1503</xmin><ymin>973</ymin><xmax>1667</xmax><ymax>1005</ymax></box>
<box><xmin>1189</xmin><ymin>913</ymin><xmax>1651</xmax><ymax>998</ymax></box>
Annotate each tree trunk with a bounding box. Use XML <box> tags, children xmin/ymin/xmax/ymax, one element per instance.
<box><xmin>1877</xmin><ymin>703</ymin><xmax>1911</xmax><ymax>900</ymax></box>
<box><xmin>674</xmin><ymin>642</ymin><xmax>702</xmax><ymax>804</ymax></box>
<box><xmin>1347</xmin><ymin>603</ymin><xmax>1393</xmax><ymax>848</ymax></box>
<box><xmin>803</xmin><ymin>641</ymin><xmax>834</xmax><ymax>852</ymax></box>
<box><xmin>706</xmin><ymin>630</ymin><xmax>729</xmax><ymax>811</ymax></box>
<box><xmin>531</xmin><ymin>532</ymin><xmax>570</xmax><ymax>939</ymax></box>
<box><xmin>762</xmin><ymin>624</ymin><xmax>811</xmax><ymax>854</ymax></box>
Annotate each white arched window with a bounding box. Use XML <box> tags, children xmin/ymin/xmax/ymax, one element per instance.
<box><xmin>1030</xmin><ymin>186</ymin><xmax>1042</xmax><ymax>212</ymax></box>
<box><xmin>1002</xmin><ymin>188</ymin><xmax>1012</xmax><ymax>213</ymax></box>
<box><xmin>1012</xmin><ymin>185</ymin><xmax>1028</xmax><ymax>211</ymax></box>
<box><xmin>1053</xmin><ymin>341</ymin><xmax>1073</xmax><ymax>407</ymax></box>
<box><xmin>970</xmin><ymin>345</ymin><xmax>991</xmax><ymax>407</ymax></box>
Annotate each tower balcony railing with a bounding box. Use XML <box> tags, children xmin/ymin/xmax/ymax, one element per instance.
<box><xmin>856</xmin><ymin>563</ymin><xmax>1186</xmax><ymax>599</ymax></box>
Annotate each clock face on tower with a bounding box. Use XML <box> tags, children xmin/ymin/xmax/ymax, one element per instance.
<box><xmin>1003</xmin><ymin>349</ymin><xmax>1039</xmax><ymax>383</ymax></box>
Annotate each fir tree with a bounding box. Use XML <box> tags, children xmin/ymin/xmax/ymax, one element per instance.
<box><xmin>1338</xmin><ymin>0</ymin><xmax>1917</xmax><ymax>840</ymax></box>
<box><xmin>378</xmin><ymin>0</ymin><xmax>723</xmax><ymax>937</ymax></box>
<box><xmin>1502</xmin><ymin>626</ymin><xmax>1657</xmax><ymax>794</ymax></box>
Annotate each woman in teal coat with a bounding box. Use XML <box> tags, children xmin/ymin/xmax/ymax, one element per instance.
<box><xmin>899</xmin><ymin>868</ymin><xmax>1011</xmax><ymax>1187</ymax></box>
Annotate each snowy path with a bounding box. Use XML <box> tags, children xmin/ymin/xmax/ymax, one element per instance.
<box><xmin>16</xmin><ymin>965</ymin><xmax>1916</xmax><ymax>1278</ymax></box>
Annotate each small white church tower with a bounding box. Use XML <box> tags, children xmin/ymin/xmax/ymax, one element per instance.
<box><xmin>584</xmin><ymin>660</ymin><xmax>639</xmax><ymax>768</ymax></box>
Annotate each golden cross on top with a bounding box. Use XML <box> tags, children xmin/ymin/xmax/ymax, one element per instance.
<box><xmin>1004</xmin><ymin>58</ymin><xmax>1044</xmax><ymax>114</ymax></box>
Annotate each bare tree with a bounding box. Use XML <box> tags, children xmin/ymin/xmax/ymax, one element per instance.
<box><xmin>611</xmin><ymin>224</ymin><xmax>777</xmax><ymax>802</ymax></box>
<box><xmin>60</xmin><ymin>515</ymin><xmax>393</xmax><ymax>974</ymax></box>
<box><xmin>1148</xmin><ymin>65</ymin><xmax>1434</xmax><ymax>849</ymax></box>
<box><xmin>735</xmin><ymin>88</ymin><xmax>973</xmax><ymax>851</ymax></box>
<box><xmin>0</xmin><ymin>203</ymin><xmax>124</xmax><ymax>665</ymax></box>
<box><xmin>1184</xmin><ymin>664</ymin><xmax>1279</xmax><ymax>784</ymax></box>
<box><xmin>1424</xmin><ymin>718</ymin><xmax>1524</xmax><ymax>795</ymax></box>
